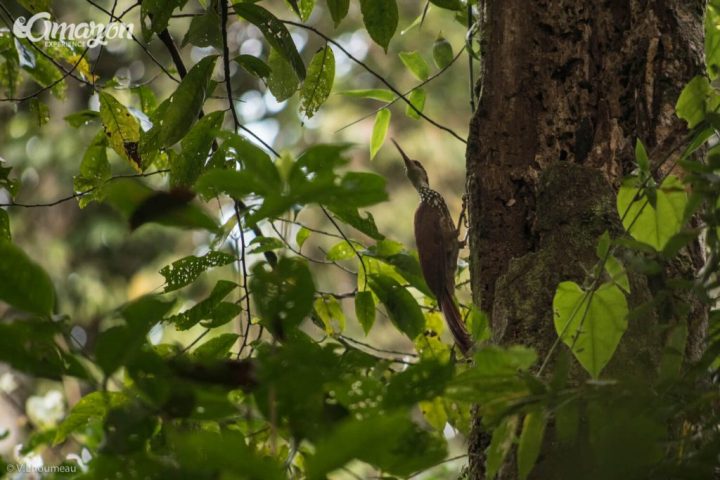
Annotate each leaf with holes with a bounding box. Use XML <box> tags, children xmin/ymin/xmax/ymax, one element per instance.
<box><xmin>300</xmin><ymin>46</ymin><xmax>335</xmax><ymax>119</ymax></box>
<box><xmin>73</xmin><ymin>131</ymin><xmax>110</xmax><ymax>208</ymax></box>
<box><xmin>250</xmin><ymin>257</ymin><xmax>315</xmax><ymax>338</ymax></box>
<box><xmin>157</xmin><ymin>55</ymin><xmax>217</xmax><ymax>149</ymax></box>
<box><xmin>314</xmin><ymin>295</ymin><xmax>346</xmax><ymax>334</ymax></box>
<box><xmin>99</xmin><ymin>92</ymin><xmax>142</xmax><ymax>171</ymax></box>
<box><xmin>267</xmin><ymin>48</ymin><xmax>300</xmax><ymax>101</ymax></box>
<box><xmin>553</xmin><ymin>281</ymin><xmax>628</xmax><ymax>379</ymax></box>
<box><xmin>165</xmin><ymin>280</ymin><xmax>238</xmax><ymax>330</ymax></box>
<box><xmin>234</xmin><ymin>3</ymin><xmax>306</xmax><ymax>79</ymax></box>
<box><xmin>173</xmin><ymin>111</ymin><xmax>224</xmax><ymax>188</ymax></box>
<box><xmin>160</xmin><ymin>251</ymin><xmax>235</xmax><ymax>293</ymax></box>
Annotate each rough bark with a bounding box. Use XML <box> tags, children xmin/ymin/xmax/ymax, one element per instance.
<box><xmin>465</xmin><ymin>0</ymin><xmax>707</xmax><ymax>478</ymax></box>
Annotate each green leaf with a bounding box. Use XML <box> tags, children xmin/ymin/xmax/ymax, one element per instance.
<box><xmin>250</xmin><ymin>257</ymin><xmax>315</xmax><ymax>338</ymax></box>
<box><xmin>29</xmin><ymin>98</ymin><xmax>49</xmax><ymax>126</ymax></box>
<box><xmin>675</xmin><ymin>76</ymin><xmax>720</xmax><ymax>128</ymax></box>
<box><xmin>64</xmin><ymin>110</ymin><xmax>100</xmax><ymax>128</ymax></box>
<box><xmin>99</xmin><ymin>91</ymin><xmax>142</xmax><ymax>171</ymax></box>
<box><xmin>368</xmin><ymin>273</ymin><xmax>424</xmax><ymax>340</ymax></box>
<box><xmin>249</xmin><ymin>236</ymin><xmax>285</xmax><ymax>254</ymax></box>
<box><xmin>299</xmin><ymin>0</ymin><xmax>315</xmax><ymax>21</ymax></box>
<box><xmin>73</xmin><ymin>131</ymin><xmax>110</xmax><ymax>208</ymax></box>
<box><xmin>355</xmin><ymin>290</ymin><xmax>376</xmax><ymax>334</ymax></box>
<box><xmin>160</xmin><ymin>251</ymin><xmax>236</xmax><ymax>292</ymax></box>
<box><xmin>193</xmin><ymin>333</ymin><xmax>240</xmax><ymax>360</ymax></box>
<box><xmin>605</xmin><ymin>255</ymin><xmax>630</xmax><ymax>294</ymax></box>
<box><xmin>0</xmin><ymin>210</ymin><xmax>9</xmax><ymax>241</ymax></box>
<box><xmin>405</xmin><ymin>88</ymin><xmax>426</xmax><ymax>120</ymax></box>
<box><xmin>234</xmin><ymin>3</ymin><xmax>306</xmax><ymax>79</ymax></box>
<box><xmin>384</xmin><ymin>360</ymin><xmax>453</xmax><ymax>408</ymax></box>
<box><xmin>433</xmin><ymin>35</ymin><xmax>454</xmax><ymax>68</ymax></box>
<box><xmin>173</xmin><ymin>111</ymin><xmax>224</xmax><ymax>187</ymax></box>
<box><xmin>327</xmin><ymin>206</ymin><xmax>384</xmax><ymax>240</ymax></box>
<box><xmin>182</xmin><ymin>8</ymin><xmax>222</xmax><ymax>48</ymax></box>
<box><xmin>313</xmin><ymin>295</ymin><xmax>346</xmax><ymax>334</ymax></box>
<box><xmin>706</xmin><ymin>4</ymin><xmax>720</xmax><ymax>79</ymax></box>
<box><xmin>17</xmin><ymin>0</ymin><xmax>52</xmax><ymax>13</ymax></box>
<box><xmin>486</xmin><ymin>415</ymin><xmax>519</xmax><ymax>480</ymax></box>
<box><xmin>340</xmin><ymin>89</ymin><xmax>396</xmax><ymax>102</ymax></box>
<box><xmin>326</xmin><ymin>0</ymin><xmax>350</xmax><ymax>26</ymax></box>
<box><xmin>118</xmin><ymin>187</ymin><xmax>218</xmax><ymax>232</ymax></box>
<box><xmin>235</xmin><ymin>54</ymin><xmax>271</xmax><ymax>80</ymax></box>
<box><xmin>326</xmin><ymin>240</ymin><xmax>362</xmax><ymax>261</ymax></box>
<box><xmin>635</xmin><ymin>139</ymin><xmax>650</xmax><ymax>172</ymax></box>
<box><xmin>166</xmin><ymin>280</ymin><xmax>238</xmax><ymax>330</ymax></box>
<box><xmin>147</xmin><ymin>55</ymin><xmax>218</xmax><ymax>149</ymax></box>
<box><xmin>596</xmin><ymin>230</ymin><xmax>611</xmax><ymax>259</ymax></box>
<box><xmin>300</xmin><ymin>46</ymin><xmax>335</xmax><ymax>118</ymax></box>
<box><xmin>429</xmin><ymin>0</ymin><xmax>463</xmax><ymax>10</ymax></box>
<box><xmin>359</xmin><ymin>0</ymin><xmax>399</xmax><ymax>52</ymax></box>
<box><xmin>296</xmin><ymin>227</ymin><xmax>311</xmax><ymax>248</ymax></box>
<box><xmin>96</xmin><ymin>296</ymin><xmax>175</xmax><ymax>375</ymax></box>
<box><xmin>0</xmin><ymin>241</ymin><xmax>55</xmax><ymax>315</ymax></box>
<box><xmin>370</xmin><ymin>108</ymin><xmax>391</xmax><ymax>159</ymax></box>
<box><xmin>659</xmin><ymin>321</ymin><xmax>688</xmax><ymax>383</ymax></box>
<box><xmin>617</xmin><ymin>175</ymin><xmax>688</xmax><ymax>251</ymax></box>
<box><xmin>267</xmin><ymin>48</ymin><xmax>300</xmax><ymax>101</ymax></box>
<box><xmin>0</xmin><ymin>163</ymin><xmax>18</xmax><ymax>197</ymax></box>
<box><xmin>553</xmin><ymin>281</ymin><xmax>628</xmax><ymax>378</ymax></box>
<box><xmin>306</xmin><ymin>412</ymin><xmax>446</xmax><ymax>478</ymax></box>
<box><xmin>54</xmin><ymin>392</ymin><xmax>128</xmax><ymax>445</ymax></box>
<box><xmin>140</xmin><ymin>0</ymin><xmax>184</xmax><ymax>39</ymax></box>
<box><xmin>399</xmin><ymin>51</ymin><xmax>430</xmax><ymax>81</ymax></box>
<box><xmin>0</xmin><ymin>319</ymin><xmax>83</xmax><ymax>379</ymax></box>
<box><xmin>469</xmin><ymin>306</ymin><xmax>491</xmax><ymax>342</ymax></box>
<box><xmin>517</xmin><ymin>410</ymin><xmax>547</xmax><ymax>480</ymax></box>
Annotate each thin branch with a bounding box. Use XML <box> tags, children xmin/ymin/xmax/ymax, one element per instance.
<box><xmin>280</xmin><ymin>19</ymin><xmax>467</xmax><ymax>144</ymax></box>
<box><xmin>271</xmin><ymin>217</ymin><xmax>345</xmax><ymax>240</ymax></box>
<box><xmin>85</xmin><ymin>0</ymin><xmax>181</xmax><ymax>83</ymax></box>
<box><xmin>235</xmin><ymin>202</ymin><xmax>254</xmax><ymax>359</ymax></box>
<box><xmin>220</xmin><ymin>0</ymin><xmax>241</xmax><ymax>130</ymax></box>
<box><xmin>338</xmin><ymin>334</ymin><xmax>418</xmax><ymax>358</ymax></box>
<box><xmin>322</xmin><ymin>207</ymin><xmax>368</xmax><ymax>289</ymax></box>
<box><xmin>336</xmin><ymin>48</ymin><xmax>464</xmax><ymax>134</ymax></box>
<box><xmin>0</xmin><ymin>170</ymin><xmax>169</xmax><ymax>208</ymax></box>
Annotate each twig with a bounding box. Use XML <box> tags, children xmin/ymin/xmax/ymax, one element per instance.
<box><xmin>336</xmin><ymin>48</ymin><xmax>464</xmax><ymax>134</ymax></box>
<box><xmin>280</xmin><ymin>19</ymin><xmax>467</xmax><ymax>144</ymax></box>
<box><xmin>321</xmin><ymin>206</ymin><xmax>368</xmax><ymax>289</ymax></box>
<box><xmin>0</xmin><ymin>170</ymin><xmax>169</xmax><ymax>208</ymax></box>
<box><xmin>235</xmin><ymin>202</ymin><xmax>254</xmax><ymax>359</ymax></box>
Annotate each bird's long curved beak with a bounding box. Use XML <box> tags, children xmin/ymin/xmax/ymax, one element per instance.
<box><xmin>391</xmin><ymin>139</ymin><xmax>413</xmax><ymax>168</ymax></box>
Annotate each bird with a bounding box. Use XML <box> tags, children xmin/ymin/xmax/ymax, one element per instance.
<box><xmin>393</xmin><ymin>139</ymin><xmax>474</xmax><ymax>356</ymax></box>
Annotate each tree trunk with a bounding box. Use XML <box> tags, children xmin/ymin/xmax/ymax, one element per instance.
<box><xmin>465</xmin><ymin>1</ymin><xmax>707</xmax><ymax>478</ymax></box>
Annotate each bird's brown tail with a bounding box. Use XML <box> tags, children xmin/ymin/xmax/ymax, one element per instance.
<box><xmin>439</xmin><ymin>290</ymin><xmax>474</xmax><ymax>356</ymax></box>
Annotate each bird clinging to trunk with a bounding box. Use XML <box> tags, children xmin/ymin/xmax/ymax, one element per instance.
<box><xmin>393</xmin><ymin>140</ymin><xmax>474</xmax><ymax>356</ymax></box>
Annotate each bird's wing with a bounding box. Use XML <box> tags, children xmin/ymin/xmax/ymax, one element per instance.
<box><xmin>414</xmin><ymin>202</ymin><xmax>450</xmax><ymax>299</ymax></box>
